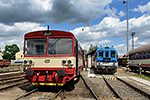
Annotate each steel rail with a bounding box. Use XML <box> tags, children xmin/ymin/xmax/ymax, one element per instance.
<box><xmin>0</xmin><ymin>80</ymin><xmax>28</xmax><ymax>91</ymax></box>
<box><xmin>50</xmin><ymin>89</ymin><xmax>63</xmax><ymax>100</ymax></box>
<box><xmin>116</xmin><ymin>77</ymin><xmax>150</xmax><ymax>99</ymax></box>
<box><xmin>0</xmin><ymin>71</ymin><xmax>23</xmax><ymax>76</ymax></box>
<box><xmin>0</xmin><ymin>75</ymin><xmax>24</xmax><ymax>81</ymax></box>
<box><xmin>0</xmin><ymin>70</ymin><xmax>20</xmax><ymax>73</ymax></box>
<box><xmin>0</xmin><ymin>77</ymin><xmax>25</xmax><ymax>85</ymax></box>
<box><xmin>102</xmin><ymin>76</ymin><xmax>123</xmax><ymax>100</ymax></box>
<box><xmin>62</xmin><ymin>89</ymin><xmax>66</xmax><ymax>100</ymax></box>
<box><xmin>14</xmin><ymin>86</ymin><xmax>40</xmax><ymax>100</ymax></box>
<box><xmin>80</xmin><ymin>75</ymin><xmax>99</xmax><ymax>100</ymax></box>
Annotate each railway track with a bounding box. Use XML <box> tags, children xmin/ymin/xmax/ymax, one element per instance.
<box><xmin>14</xmin><ymin>86</ymin><xmax>41</xmax><ymax>100</ymax></box>
<box><xmin>14</xmin><ymin>75</ymin><xmax>99</xmax><ymax>100</ymax></box>
<box><xmin>103</xmin><ymin>75</ymin><xmax>150</xmax><ymax>100</ymax></box>
<box><xmin>51</xmin><ymin>75</ymin><xmax>99</xmax><ymax>100</ymax></box>
<box><xmin>0</xmin><ymin>75</ymin><xmax>24</xmax><ymax>85</ymax></box>
<box><xmin>0</xmin><ymin>70</ymin><xmax>27</xmax><ymax>91</ymax></box>
<box><xmin>0</xmin><ymin>67</ymin><xmax>20</xmax><ymax>73</ymax></box>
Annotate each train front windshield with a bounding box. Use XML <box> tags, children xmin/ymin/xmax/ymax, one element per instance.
<box><xmin>48</xmin><ymin>38</ymin><xmax>72</xmax><ymax>55</ymax></box>
<box><xmin>25</xmin><ymin>38</ymin><xmax>72</xmax><ymax>55</ymax></box>
<box><xmin>25</xmin><ymin>38</ymin><xmax>47</xmax><ymax>55</ymax></box>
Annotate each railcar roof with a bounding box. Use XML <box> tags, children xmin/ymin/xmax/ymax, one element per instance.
<box><xmin>25</xmin><ymin>30</ymin><xmax>74</xmax><ymax>37</ymax></box>
<box><xmin>97</xmin><ymin>47</ymin><xmax>117</xmax><ymax>51</ymax></box>
<box><xmin>129</xmin><ymin>44</ymin><xmax>150</xmax><ymax>54</ymax></box>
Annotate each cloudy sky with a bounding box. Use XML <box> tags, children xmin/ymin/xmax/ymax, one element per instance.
<box><xmin>0</xmin><ymin>0</ymin><xmax>150</xmax><ymax>55</ymax></box>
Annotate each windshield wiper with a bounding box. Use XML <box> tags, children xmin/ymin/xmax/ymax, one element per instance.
<box><xmin>51</xmin><ymin>37</ymin><xmax>61</xmax><ymax>47</ymax></box>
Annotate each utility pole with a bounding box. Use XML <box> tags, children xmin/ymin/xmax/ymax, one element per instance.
<box><xmin>123</xmin><ymin>1</ymin><xmax>129</xmax><ymax>53</ymax></box>
<box><xmin>131</xmin><ymin>32</ymin><xmax>135</xmax><ymax>50</ymax></box>
<box><xmin>123</xmin><ymin>1</ymin><xmax>129</xmax><ymax>72</ymax></box>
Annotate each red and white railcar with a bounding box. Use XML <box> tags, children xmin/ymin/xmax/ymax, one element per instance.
<box><xmin>23</xmin><ymin>30</ymin><xmax>84</xmax><ymax>86</ymax></box>
<box><xmin>129</xmin><ymin>44</ymin><xmax>150</xmax><ymax>72</ymax></box>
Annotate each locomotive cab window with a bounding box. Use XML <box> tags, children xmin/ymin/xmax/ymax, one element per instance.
<box><xmin>48</xmin><ymin>38</ymin><xmax>72</xmax><ymax>55</ymax></box>
<box><xmin>105</xmin><ymin>51</ymin><xmax>109</xmax><ymax>57</ymax></box>
<box><xmin>25</xmin><ymin>38</ymin><xmax>47</xmax><ymax>55</ymax></box>
<box><xmin>111</xmin><ymin>51</ymin><xmax>115</xmax><ymax>58</ymax></box>
<box><xmin>99</xmin><ymin>50</ymin><xmax>103</xmax><ymax>58</ymax></box>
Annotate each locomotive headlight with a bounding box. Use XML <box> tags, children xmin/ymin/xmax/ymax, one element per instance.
<box><xmin>29</xmin><ymin>60</ymin><xmax>33</xmax><ymax>64</ymax></box>
<box><xmin>97</xmin><ymin>62</ymin><xmax>99</xmax><ymax>65</ymax></box>
<box><xmin>62</xmin><ymin>60</ymin><xmax>66</xmax><ymax>64</ymax></box>
<box><xmin>68</xmin><ymin>60</ymin><xmax>72</xmax><ymax>64</ymax></box>
<box><xmin>100</xmin><ymin>62</ymin><xmax>102</xmax><ymax>65</ymax></box>
<box><xmin>24</xmin><ymin>60</ymin><xmax>27</xmax><ymax>64</ymax></box>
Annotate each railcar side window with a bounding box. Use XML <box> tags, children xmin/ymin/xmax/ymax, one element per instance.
<box><xmin>25</xmin><ymin>39</ymin><xmax>47</xmax><ymax>55</ymax></box>
<box><xmin>143</xmin><ymin>52</ymin><xmax>146</xmax><ymax>59</ymax></box>
<box><xmin>74</xmin><ymin>39</ymin><xmax>77</xmax><ymax>54</ymax></box>
<box><xmin>140</xmin><ymin>52</ymin><xmax>142</xmax><ymax>59</ymax></box>
<box><xmin>136</xmin><ymin>53</ymin><xmax>139</xmax><ymax>59</ymax></box>
<box><xmin>48</xmin><ymin>38</ymin><xmax>72</xmax><ymax>55</ymax></box>
<box><xmin>111</xmin><ymin>51</ymin><xmax>115</xmax><ymax>58</ymax></box>
<box><xmin>99</xmin><ymin>50</ymin><xmax>103</xmax><ymax>58</ymax></box>
<box><xmin>148</xmin><ymin>51</ymin><xmax>150</xmax><ymax>58</ymax></box>
<box><xmin>131</xmin><ymin>54</ymin><xmax>133</xmax><ymax>60</ymax></box>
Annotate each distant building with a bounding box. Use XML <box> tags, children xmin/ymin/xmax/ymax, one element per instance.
<box><xmin>15</xmin><ymin>50</ymin><xmax>24</xmax><ymax>61</ymax></box>
<box><xmin>86</xmin><ymin>49</ymin><xmax>97</xmax><ymax>68</ymax></box>
<box><xmin>118</xmin><ymin>56</ymin><xmax>123</xmax><ymax>59</ymax></box>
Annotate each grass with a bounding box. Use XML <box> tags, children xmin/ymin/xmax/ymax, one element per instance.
<box><xmin>132</xmin><ymin>74</ymin><xmax>150</xmax><ymax>80</ymax></box>
<box><xmin>8</xmin><ymin>65</ymin><xmax>23</xmax><ymax>67</ymax></box>
<box><xmin>117</xmin><ymin>67</ymin><xmax>150</xmax><ymax>80</ymax></box>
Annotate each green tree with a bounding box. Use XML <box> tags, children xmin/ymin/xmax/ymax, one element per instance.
<box><xmin>87</xmin><ymin>44</ymin><xmax>98</xmax><ymax>53</ymax></box>
<box><xmin>2</xmin><ymin>44</ymin><xmax>20</xmax><ymax>60</ymax></box>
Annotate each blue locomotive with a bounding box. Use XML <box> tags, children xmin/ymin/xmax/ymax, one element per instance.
<box><xmin>93</xmin><ymin>46</ymin><xmax>118</xmax><ymax>73</ymax></box>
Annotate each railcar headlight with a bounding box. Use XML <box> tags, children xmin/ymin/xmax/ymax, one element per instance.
<box><xmin>68</xmin><ymin>60</ymin><xmax>72</xmax><ymax>64</ymax></box>
<box><xmin>24</xmin><ymin>60</ymin><xmax>27</xmax><ymax>64</ymax></box>
<box><xmin>62</xmin><ymin>60</ymin><xmax>66</xmax><ymax>64</ymax></box>
<box><xmin>29</xmin><ymin>60</ymin><xmax>33</xmax><ymax>64</ymax></box>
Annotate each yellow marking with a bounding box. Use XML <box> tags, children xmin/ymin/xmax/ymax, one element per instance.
<box><xmin>105</xmin><ymin>77</ymin><xmax>116</xmax><ymax>80</ymax></box>
<box><xmin>32</xmin><ymin>83</ymin><xmax>64</xmax><ymax>86</ymax></box>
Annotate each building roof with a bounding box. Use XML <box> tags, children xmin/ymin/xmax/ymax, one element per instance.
<box><xmin>129</xmin><ymin>44</ymin><xmax>150</xmax><ymax>54</ymax></box>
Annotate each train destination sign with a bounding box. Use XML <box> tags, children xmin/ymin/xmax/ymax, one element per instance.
<box><xmin>43</xmin><ymin>31</ymin><xmax>52</xmax><ymax>36</ymax></box>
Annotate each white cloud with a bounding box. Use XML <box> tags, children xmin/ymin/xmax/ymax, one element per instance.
<box><xmin>118</xmin><ymin>10</ymin><xmax>125</xmax><ymax>17</ymax></box>
<box><xmin>105</xmin><ymin>5</ymin><xmax>117</xmax><ymax>17</ymax></box>
<box><xmin>0</xmin><ymin>0</ymin><xmax>150</xmax><ymax>57</ymax></box>
<box><xmin>132</xmin><ymin>1</ymin><xmax>150</xmax><ymax>14</ymax></box>
<box><xmin>114</xmin><ymin>44</ymin><xmax>125</xmax><ymax>56</ymax></box>
<box><xmin>98</xmin><ymin>40</ymin><xmax>111</xmax><ymax>44</ymax></box>
<box><xmin>0</xmin><ymin>22</ymin><xmax>46</xmax><ymax>50</ymax></box>
<box><xmin>71</xmin><ymin>14</ymin><xmax>150</xmax><ymax>55</ymax></box>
